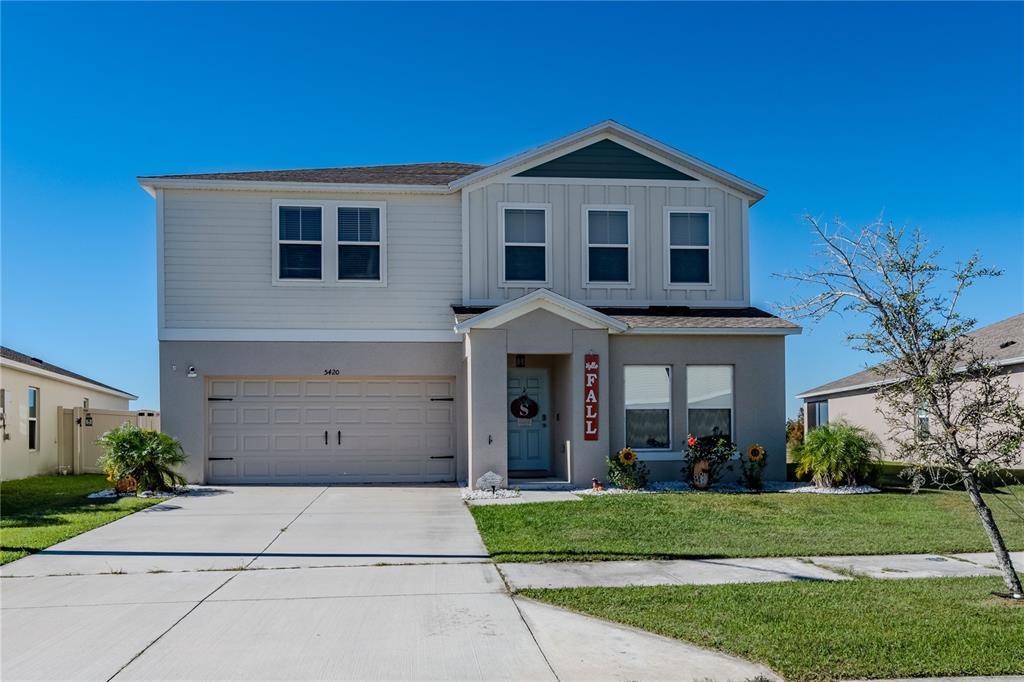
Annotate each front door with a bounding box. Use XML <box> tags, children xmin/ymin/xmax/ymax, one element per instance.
<box><xmin>507</xmin><ymin>368</ymin><xmax>551</xmax><ymax>471</ymax></box>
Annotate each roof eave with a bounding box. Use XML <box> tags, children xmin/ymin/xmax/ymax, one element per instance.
<box><xmin>624</xmin><ymin>326</ymin><xmax>801</xmax><ymax>336</ymax></box>
<box><xmin>0</xmin><ymin>357</ymin><xmax>138</xmax><ymax>401</ymax></box>
<box><xmin>137</xmin><ymin>177</ymin><xmax>455</xmax><ymax>195</ymax></box>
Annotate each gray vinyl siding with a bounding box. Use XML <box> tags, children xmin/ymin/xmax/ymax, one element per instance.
<box><xmin>161</xmin><ymin>190</ymin><xmax>461</xmax><ymax>330</ymax></box>
<box><xmin>466</xmin><ymin>181</ymin><xmax>749</xmax><ymax>306</ymax></box>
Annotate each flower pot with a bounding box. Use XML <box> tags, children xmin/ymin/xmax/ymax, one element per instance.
<box><xmin>114</xmin><ymin>476</ymin><xmax>138</xmax><ymax>494</ymax></box>
<box><xmin>691</xmin><ymin>460</ymin><xmax>710</xmax><ymax>489</ymax></box>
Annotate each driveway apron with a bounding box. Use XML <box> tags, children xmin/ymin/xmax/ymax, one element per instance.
<box><xmin>2</xmin><ymin>485</ymin><xmax>775</xmax><ymax>681</ymax></box>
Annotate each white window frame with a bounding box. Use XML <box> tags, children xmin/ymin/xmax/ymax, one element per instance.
<box><xmin>685</xmin><ymin>365</ymin><xmax>735</xmax><ymax>449</ymax></box>
<box><xmin>272</xmin><ymin>200</ymin><xmax>388</xmax><ymax>287</ymax></box>
<box><xmin>582</xmin><ymin>205</ymin><xmax>634</xmax><ymax>289</ymax></box>
<box><xmin>272</xmin><ymin>200</ymin><xmax>327</xmax><ymax>286</ymax></box>
<box><xmin>663</xmin><ymin>206</ymin><xmax>715</xmax><ymax>290</ymax></box>
<box><xmin>27</xmin><ymin>386</ymin><xmax>39</xmax><ymax>452</ymax></box>
<box><xmin>335</xmin><ymin>201</ymin><xmax>388</xmax><ymax>288</ymax></box>
<box><xmin>498</xmin><ymin>202</ymin><xmax>552</xmax><ymax>288</ymax></box>
<box><xmin>623</xmin><ymin>364</ymin><xmax>674</xmax><ymax>459</ymax></box>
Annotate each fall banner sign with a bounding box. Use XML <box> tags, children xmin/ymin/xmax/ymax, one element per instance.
<box><xmin>584</xmin><ymin>353</ymin><xmax>599</xmax><ymax>441</ymax></box>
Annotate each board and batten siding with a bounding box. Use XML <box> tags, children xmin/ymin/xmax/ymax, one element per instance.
<box><xmin>160</xmin><ymin>190</ymin><xmax>462</xmax><ymax>332</ymax></box>
<box><xmin>465</xmin><ymin>181</ymin><xmax>749</xmax><ymax>306</ymax></box>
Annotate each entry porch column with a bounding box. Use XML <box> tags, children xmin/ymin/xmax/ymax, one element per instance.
<box><xmin>465</xmin><ymin>329</ymin><xmax>508</xmax><ymax>489</ymax></box>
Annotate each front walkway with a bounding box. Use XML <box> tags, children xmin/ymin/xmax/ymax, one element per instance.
<box><xmin>1</xmin><ymin>485</ymin><xmax>776</xmax><ymax>681</ymax></box>
<box><xmin>499</xmin><ymin>551</ymin><xmax>1024</xmax><ymax>590</ymax></box>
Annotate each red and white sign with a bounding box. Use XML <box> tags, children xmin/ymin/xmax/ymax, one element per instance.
<box><xmin>584</xmin><ymin>353</ymin><xmax>599</xmax><ymax>441</ymax></box>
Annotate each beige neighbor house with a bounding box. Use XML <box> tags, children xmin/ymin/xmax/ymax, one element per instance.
<box><xmin>139</xmin><ymin>121</ymin><xmax>800</xmax><ymax>488</ymax></box>
<box><xmin>0</xmin><ymin>347</ymin><xmax>156</xmax><ymax>481</ymax></box>
<box><xmin>797</xmin><ymin>313</ymin><xmax>1024</xmax><ymax>461</ymax></box>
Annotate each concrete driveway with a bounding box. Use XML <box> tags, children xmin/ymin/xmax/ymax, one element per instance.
<box><xmin>2</xmin><ymin>485</ymin><xmax>776</xmax><ymax>681</ymax></box>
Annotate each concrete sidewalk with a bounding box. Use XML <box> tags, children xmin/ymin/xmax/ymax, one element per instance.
<box><xmin>498</xmin><ymin>551</ymin><xmax>1024</xmax><ymax>590</ymax></box>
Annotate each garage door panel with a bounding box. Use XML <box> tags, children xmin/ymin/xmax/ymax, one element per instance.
<box><xmin>207</xmin><ymin>377</ymin><xmax>456</xmax><ymax>484</ymax></box>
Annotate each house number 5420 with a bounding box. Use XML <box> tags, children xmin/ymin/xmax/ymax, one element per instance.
<box><xmin>323</xmin><ymin>369</ymin><xmax>340</xmax><ymax>376</ymax></box>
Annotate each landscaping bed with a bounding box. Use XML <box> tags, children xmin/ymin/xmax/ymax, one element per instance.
<box><xmin>0</xmin><ymin>474</ymin><xmax>163</xmax><ymax>564</ymax></box>
<box><xmin>470</xmin><ymin>486</ymin><xmax>1024</xmax><ymax>562</ymax></box>
<box><xmin>521</xmin><ymin>577</ymin><xmax>1024</xmax><ymax>681</ymax></box>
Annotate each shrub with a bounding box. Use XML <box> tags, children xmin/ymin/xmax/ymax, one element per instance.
<box><xmin>740</xmin><ymin>443</ymin><xmax>767</xmax><ymax>490</ymax></box>
<box><xmin>96</xmin><ymin>423</ymin><xmax>188</xmax><ymax>492</ymax></box>
<box><xmin>607</xmin><ymin>447</ymin><xmax>649</xmax><ymax>489</ymax></box>
<box><xmin>682</xmin><ymin>434</ymin><xmax>736</xmax><ymax>487</ymax></box>
<box><xmin>792</xmin><ymin>421</ymin><xmax>880</xmax><ymax>487</ymax></box>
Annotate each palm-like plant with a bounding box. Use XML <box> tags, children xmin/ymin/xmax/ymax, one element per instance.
<box><xmin>793</xmin><ymin>421</ymin><xmax>880</xmax><ymax>487</ymax></box>
<box><xmin>96</xmin><ymin>423</ymin><xmax>188</xmax><ymax>492</ymax></box>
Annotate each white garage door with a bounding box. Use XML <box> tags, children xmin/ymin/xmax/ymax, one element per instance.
<box><xmin>206</xmin><ymin>377</ymin><xmax>456</xmax><ymax>484</ymax></box>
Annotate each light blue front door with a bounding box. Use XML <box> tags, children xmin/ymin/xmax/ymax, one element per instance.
<box><xmin>507</xmin><ymin>368</ymin><xmax>551</xmax><ymax>471</ymax></box>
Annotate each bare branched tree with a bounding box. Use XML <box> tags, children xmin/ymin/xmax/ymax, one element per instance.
<box><xmin>779</xmin><ymin>215</ymin><xmax>1024</xmax><ymax>598</ymax></box>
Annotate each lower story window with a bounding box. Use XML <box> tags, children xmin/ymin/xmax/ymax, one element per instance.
<box><xmin>686</xmin><ymin>366</ymin><xmax>733</xmax><ymax>439</ymax></box>
<box><xmin>624</xmin><ymin>366</ymin><xmax>671</xmax><ymax>449</ymax></box>
<box><xmin>807</xmin><ymin>400</ymin><xmax>829</xmax><ymax>431</ymax></box>
<box><xmin>28</xmin><ymin>386</ymin><xmax>39</xmax><ymax>451</ymax></box>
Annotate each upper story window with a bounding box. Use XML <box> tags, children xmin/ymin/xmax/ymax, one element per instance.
<box><xmin>27</xmin><ymin>387</ymin><xmax>39</xmax><ymax>451</ymax></box>
<box><xmin>584</xmin><ymin>206</ymin><xmax>632</xmax><ymax>287</ymax></box>
<box><xmin>500</xmin><ymin>204</ymin><xmax>551</xmax><ymax>286</ymax></box>
<box><xmin>272</xmin><ymin>201</ymin><xmax>386</xmax><ymax>286</ymax></box>
<box><xmin>687</xmin><ymin>365</ymin><xmax>733</xmax><ymax>440</ymax></box>
<box><xmin>338</xmin><ymin>207</ymin><xmax>382</xmax><ymax>281</ymax></box>
<box><xmin>277</xmin><ymin>206</ymin><xmax>323</xmax><ymax>280</ymax></box>
<box><xmin>665</xmin><ymin>208</ymin><xmax>713</xmax><ymax>287</ymax></box>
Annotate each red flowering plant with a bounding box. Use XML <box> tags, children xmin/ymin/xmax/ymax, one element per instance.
<box><xmin>682</xmin><ymin>433</ymin><xmax>736</xmax><ymax>487</ymax></box>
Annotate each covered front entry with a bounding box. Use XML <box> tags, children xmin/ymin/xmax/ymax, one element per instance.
<box><xmin>459</xmin><ymin>289</ymin><xmax>619</xmax><ymax>489</ymax></box>
<box><xmin>205</xmin><ymin>376</ymin><xmax>456</xmax><ymax>484</ymax></box>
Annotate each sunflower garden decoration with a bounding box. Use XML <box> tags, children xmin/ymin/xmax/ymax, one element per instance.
<box><xmin>740</xmin><ymin>443</ymin><xmax>767</xmax><ymax>490</ymax></box>
<box><xmin>607</xmin><ymin>446</ymin><xmax>649</xmax><ymax>489</ymax></box>
<box><xmin>682</xmin><ymin>434</ymin><xmax>736</xmax><ymax>489</ymax></box>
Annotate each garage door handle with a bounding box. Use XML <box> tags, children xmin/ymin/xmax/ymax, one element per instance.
<box><xmin>324</xmin><ymin>430</ymin><xmax>328</xmax><ymax>445</ymax></box>
<box><xmin>430</xmin><ymin>455</ymin><xmax>454</xmax><ymax>460</ymax></box>
<box><xmin>337</xmin><ymin>430</ymin><xmax>341</xmax><ymax>445</ymax></box>
<box><xmin>430</xmin><ymin>397</ymin><xmax>454</xmax><ymax>402</ymax></box>
<box><xmin>209</xmin><ymin>457</ymin><xmax>234</xmax><ymax>461</ymax></box>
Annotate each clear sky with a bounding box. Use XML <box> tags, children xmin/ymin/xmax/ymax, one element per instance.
<box><xmin>2</xmin><ymin>1</ymin><xmax>1022</xmax><ymax>416</ymax></box>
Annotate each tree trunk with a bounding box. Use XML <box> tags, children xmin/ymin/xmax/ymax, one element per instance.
<box><xmin>962</xmin><ymin>472</ymin><xmax>1023</xmax><ymax>597</ymax></box>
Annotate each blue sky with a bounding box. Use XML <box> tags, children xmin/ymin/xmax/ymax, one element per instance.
<box><xmin>2</xmin><ymin>1</ymin><xmax>1022</xmax><ymax>416</ymax></box>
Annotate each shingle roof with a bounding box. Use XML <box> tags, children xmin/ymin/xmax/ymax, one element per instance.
<box><xmin>798</xmin><ymin>313</ymin><xmax>1024</xmax><ymax>399</ymax></box>
<box><xmin>139</xmin><ymin>162</ymin><xmax>485</xmax><ymax>186</ymax></box>
<box><xmin>0</xmin><ymin>346</ymin><xmax>136</xmax><ymax>398</ymax></box>
<box><xmin>452</xmin><ymin>305</ymin><xmax>799</xmax><ymax>331</ymax></box>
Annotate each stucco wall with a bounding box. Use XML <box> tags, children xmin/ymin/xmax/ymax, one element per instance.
<box><xmin>159</xmin><ymin>340</ymin><xmax>465</xmax><ymax>483</ymax></box>
<box><xmin>1</xmin><ymin>366</ymin><xmax>130</xmax><ymax>481</ymax></box>
<box><xmin>608</xmin><ymin>334</ymin><xmax>788</xmax><ymax>482</ymax></box>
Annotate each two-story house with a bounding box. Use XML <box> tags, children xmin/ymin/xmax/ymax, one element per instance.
<box><xmin>139</xmin><ymin>121</ymin><xmax>799</xmax><ymax>488</ymax></box>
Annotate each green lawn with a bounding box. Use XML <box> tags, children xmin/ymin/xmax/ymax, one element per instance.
<box><xmin>522</xmin><ymin>577</ymin><xmax>1024</xmax><ymax>681</ymax></box>
<box><xmin>1</xmin><ymin>474</ymin><xmax>161</xmax><ymax>564</ymax></box>
<box><xmin>471</xmin><ymin>487</ymin><xmax>1024</xmax><ymax>561</ymax></box>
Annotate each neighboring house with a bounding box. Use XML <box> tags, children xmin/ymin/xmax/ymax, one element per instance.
<box><xmin>0</xmin><ymin>347</ymin><xmax>141</xmax><ymax>481</ymax></box>
<box><xmin>796</xmin><ymin>313</ymin><xmax>1024</xmax><ymax>460</ymax></box>
<box><xmin>138</xmin><ymin>120</ymin><xmax>800</xmax><ymax>488</ymax></box>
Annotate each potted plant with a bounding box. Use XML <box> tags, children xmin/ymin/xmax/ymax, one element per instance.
<box><xmin>607</xmin><ymin>446</ymin><xmax>649</xmax><ymax>490</ymax></box>
<box><xmin>682</xmin><ymin>434</ymin><xmax>735</xmax><ymax>488</ymax></box>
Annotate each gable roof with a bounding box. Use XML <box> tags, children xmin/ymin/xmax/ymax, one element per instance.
<box><xmin>453</xmin><ymin>298</ymin><xmax>799</xmax><ymax>335</ymax></box>
<box><xmin>0</xmin><ymin>346</ymin><xmax>137</xmax><ymax>400</ymax></box>
<box><xmin>138</xmin><ymin>121</ymin><xmax>765</xmax><ymax>202</ymax></box>
<box><xmin>513</xmin><ymin>138</ymin><xmax>698</xmax><ymax>181</ymax></box>
<box><xmin>449</xmin><ymin>120</ymin><xmax>767</xmax><ymax>203</ymax></box>
<box><xmin>139</xmin><ymin>162</ymin><xmax>483</xmax><ymax>187</ymax></box>
<box><xmin>453</xmin><ymin>289</ymin><xmax>629</xmax><ymax>334</ymax></box>
<box><xmin>797</xmin><ymin>313</ymin><xmax>1024</xmax><ymax>399</ymax></box>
